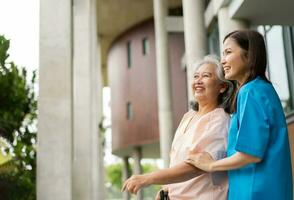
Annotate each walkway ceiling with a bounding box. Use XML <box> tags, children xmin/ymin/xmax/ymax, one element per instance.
<box><xmin>96</xmin><ymin>0</ymin><xmax>182</xmax><ymax>85</ymax></box>
<box><xmin>230</xmin><ymin>0</ymin><xmax>294</xmax><ymax>26</ymax></box>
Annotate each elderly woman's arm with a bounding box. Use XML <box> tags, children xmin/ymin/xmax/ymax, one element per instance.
<box><xmin>122</xmin><ymin>162</ymin><xmax>204</xmax><ymax>194</ymax></box>
<box><xmin>186</xmin><ymin>151</ymin><xmax>261</xmax><ymax>172</ymax></box>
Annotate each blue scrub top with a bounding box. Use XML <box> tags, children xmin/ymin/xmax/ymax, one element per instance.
<box><xmin>227</xmin><ymin>77</ymin><xmax>293</xmax><ymax>200</ymax></box>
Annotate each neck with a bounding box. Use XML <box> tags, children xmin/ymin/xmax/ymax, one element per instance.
<box><xmin>197</xmin><ymin>101</ymin><xmax>218</xmax><ymax>115</ymax></box>
<box><xmin>236</xmin><ymin>71</ymin><xmax>250</xmax><ymax>86</ymax></box>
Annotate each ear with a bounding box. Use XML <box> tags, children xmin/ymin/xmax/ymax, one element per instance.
<box><xmin>220</xmin><ymin>83</ymin><xmax>228</xmax><ymax>93</ymax></box>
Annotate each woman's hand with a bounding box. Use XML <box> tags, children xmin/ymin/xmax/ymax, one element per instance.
<box><xmin>121</xmin><ymin>174</ymin><xmax>149</xmax><ymax>194</ymax></box>
<box><xmin>186</xmin><ymin>151</ymin><xmax>261</xmax><ymax>172</ymax></box>
<box><xmin>185</xmin><ymin>151</ymin><xmax>215</xmax><ymax>172</ymax></box>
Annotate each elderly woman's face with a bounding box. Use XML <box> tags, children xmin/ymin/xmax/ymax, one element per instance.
<box><xmin>192</xmin><ymin>63</ymin><xmax>224</xmax><ymax>103</ymax></box>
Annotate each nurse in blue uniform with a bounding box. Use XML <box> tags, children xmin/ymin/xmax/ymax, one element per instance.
<box><xmin>186</xmin><ymin>30</ymin><xmax>293</xmax><ymax>200</ymax></box>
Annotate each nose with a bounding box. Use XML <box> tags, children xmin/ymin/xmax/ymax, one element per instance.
<box><xmin>192</xmin><ymin>75</ymin><xmax>202</xmax><ymax>89</ymax></box>
<box><xmin>221</xmin><ymin>56</ymin><xmax>226</xmax><ymax>65</ymax></box>
<box><xmin>194</xmin><ymin>76</ymin><xmax>203</xmax><ymax>84</ymax></box>
<box><xmin>193</xmin><ymin>78</ymin><xmax>204</xmax><ymax>94</ymax></box>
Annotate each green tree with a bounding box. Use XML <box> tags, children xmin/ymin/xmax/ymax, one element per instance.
<box><xmin>105</xmin><ymin>160</ymin><xmax>161</xmax><ymax>199</ymax></box>
<box><xmin>0</xmin><ymin>35</ymin><xmax>37</xmax><ymax>200</ymax></box>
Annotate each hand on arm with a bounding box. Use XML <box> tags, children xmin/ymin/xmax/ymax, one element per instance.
<box><xmin>121</xmin><ymin>162</ymin><xmax>204</xmax><ymax>194</ymax></box>
<box><xmin>186</xmin><ymin>151</ymin><xmax>261</xmax><ymax>172</ymax></box>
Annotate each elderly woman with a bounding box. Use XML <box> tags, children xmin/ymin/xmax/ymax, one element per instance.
<box><xmin>122</xmin><ymin>55</ymin><xmax>235</xmax><ymax>200</ymax></box>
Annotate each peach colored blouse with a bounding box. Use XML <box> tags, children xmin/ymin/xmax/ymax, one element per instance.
<box><xmin>166</xmin><ymin>108</ymin><xmax>230</xmax><ymax>200</ymax></box>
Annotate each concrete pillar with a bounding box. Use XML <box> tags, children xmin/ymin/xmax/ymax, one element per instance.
<box><xmin>133</xmin><ymin>147</ymin><xmax>143</xmax><ymax>200</ymax></box>
<box><xmin>153</xmin><ymin>0</ymin><xmax>174</xmax><ymax>168</ymax></box>
<box><xmin>91</xmin><ymin>1</ymin><xmax>105</xmax><ymax>200</ymax></box>
<box><xmin>92</xmin><ymin>27</ymin><xmax>106</xmax><ymax>199</ymax></box>
<box><xmin>95</xmin><ymin>22</ymin><xmax>106</xmax><ymax>200</ymax></box>
<box><xmin>218</xmin><ymin>7</ymin><xmax>248</xmax><ymax>49</ymax></box>
<box><xmin>72</xmin><ymin>0</ymin><xmax>102</xmax><ymax>199</ymax></box>
<box><xmin>38</xmin><ymin>0</ymin><xmax>73</xmax><ymax>199</ymax></box>
<box><xmin>122</xmin><ymin>157</ymin><xmax>131</xmax><ymax>200</ymax></box>
<box><xmin>182</xmin><ymin>0</ymin><xmax>208</xmax><ymax>102</ymax></box>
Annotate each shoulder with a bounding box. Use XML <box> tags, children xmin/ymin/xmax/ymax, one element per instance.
<box><xmin>239</xmin><ymin>77</ymin><xmax>272</xmax><ymax>96</ymax></box>
<box><xmin>238</xmin><ymin>78</ymin><xmax>273</xmax><ymax>104</ymax></box>
<box><xmin>184</xmin><ymin>109</ymin><xmax>195</xmax><ymax>116</ymax></box>
<box><xmin>208</xmin><ymin>108</ymin><xmax>230</xmax><ymax>124</ymax></box>
<box><xmin>236</xmin><ymin>78</ymin><xmax>274</xmax><ymax>119</ymax></box>
<box><xmin>182</xmin><ymin>109</ymin><xmax>195</xmax><ymax>120</ymax></box>
<box><xmin>204</xmin><ymin>108</ymin><xmax>230</xmax><ymax>135</ymax></box>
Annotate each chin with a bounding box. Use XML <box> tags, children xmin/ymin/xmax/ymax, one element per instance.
<box><xmin>194</xmin><ymin>94</ymin><xmax>204</xmax><ymax>100</ymax></box>
<box><xmin>225</xmin><ymin>73</ymin><xmax>233</xmax><ymax>80</ymax></box>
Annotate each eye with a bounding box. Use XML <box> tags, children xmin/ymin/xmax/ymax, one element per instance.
<box><xmin>223</xmin><ymin>50</ymin><xmax>231</xmax><ymax>56</ymax></box>
<box><xmin>194</xmin><ymin>74</ymin><xmax>199</xmax><ymax>79</ymax></box>
<box><xmin>203</xmin><ymin>73</ymin><xmax>211</xmax><ymax>78</ymax></box>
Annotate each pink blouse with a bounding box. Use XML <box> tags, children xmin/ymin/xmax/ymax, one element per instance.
<box><xmin>166</xmin><ymin>108</ymin><xmax>230</xmax><ymax>200</ymax></box>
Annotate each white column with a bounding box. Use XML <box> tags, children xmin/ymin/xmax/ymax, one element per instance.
<box><xmin>95</xmin><ymin>19</ymin><xmax>106</xmax><ymax>200</ymax></box>
<box><xmin>38</xmin><ymin>0</ymin><xmax>73</xmax><ymax>199</ymax></box>
<box><xmin>133</xmin><ymin>147</ymin><xmax>143</xmax><ymax>200</ymax></box>
<box><xmin>91</xmin><ymin>1</ymin><xmax>105</xmax><ymax>200</ymax></box>
<box><xmin>72</xmin><ymin>0</ymin><xmax>102</xmax><ymax>199</ymax></box>
<box><xmin>182</xmin><ymin>0</ymin><xmax>207</xmax><ymax>102</ymax></box>
<box><xmin>218</xmin><ymin>7</ymin><xmax>248</xmax><ymax>49</ymax></box>
<box><xmin>153</xmin><ymin>0</ymin><xmax>174</xmax><ymax>168</ymax></box>
<box><xmin>122</xmin><ymin>157</ymin><xmax>131</xmax><ymax>200</ymax></box>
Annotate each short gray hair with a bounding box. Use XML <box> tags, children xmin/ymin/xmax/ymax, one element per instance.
<box><xmin>191</xmin><ymin>55</ymin><xmax>236</xmax><ymax>113</ymax></box>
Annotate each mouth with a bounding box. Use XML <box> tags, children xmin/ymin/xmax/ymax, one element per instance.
<box><xmin>194</xmin><ymin>86</ymin><xmax>205</xmax><ymax>92</ymax></box>
<box><xmin>223</xmin><ymin>66</ymin><xmax>231</xmax><ymax>73</ymax></box>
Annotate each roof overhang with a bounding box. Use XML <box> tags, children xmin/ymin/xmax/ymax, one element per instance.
<box><xmin>229</xmin><ymin>0</ymin><xmax>294</xmax><ymax>25</ymax></box>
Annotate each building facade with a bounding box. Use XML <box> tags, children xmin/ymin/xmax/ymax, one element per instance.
<box><xmin>108</xmin><ymin>19</ymin><xmax>187</xmax><ymax>157</ymax></box>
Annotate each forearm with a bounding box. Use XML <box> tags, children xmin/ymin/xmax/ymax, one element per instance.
<box><xmin>211</xmin><ymin>152</ymin><xmax>261</xmax><ymax>172</ymax></box>
<box><xmin>146</xmin><ymin>162</ymin><xmax>204</xmax><ymax>185</ymax></box>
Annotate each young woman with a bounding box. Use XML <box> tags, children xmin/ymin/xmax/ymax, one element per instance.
<box><xmin>122</xmin><ymin>55</ymin><xmax>235</xmax><ymax>199</ymax></box>
<box><xmin>187</xmin><ymin>30</ymin><xmax>293</xmax><ymax>200</ymax></box>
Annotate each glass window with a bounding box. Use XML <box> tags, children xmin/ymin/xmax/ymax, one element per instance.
<box><xmin>168</xmin><ymin>6</ymin><xmax>183</xmax><ymax>16</ymax></box>
<box><xmin>126</xmin><ymin>102</ymin><xmax>133</xmax><ymax>120</ymax></box>
<box><xmin>283</xmin><ymin>26</ymin><xmax>294</xmax><ymax>112</ymax></box>
<box><xmin>142</xmin><ymin>37</ymin><xmax>149</xmax><ymax>55</ymax></box>
<box><xmin>127</xmin><ymin>41</ymin><xmax>131</xmax><ymax>68</ymax></box>
<box><xmin>208</xmin><ymin>22</ymin><xmax>220</xmax><ymax>57</ymax></box>
<box><xmin>258</xmin><ymin>26</ymin><xmax>293</xmax><ymax>113</ymax></box>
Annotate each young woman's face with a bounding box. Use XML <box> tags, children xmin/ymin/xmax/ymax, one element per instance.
<box><xmin>221</xmin><ymin>38</ymin><xmax>250</xmax><ymax>85</ymax></box>
<box><xmin>192</xmin><ymin>63</ymin><xmax>225</xmax><ymax>104</ymax></box>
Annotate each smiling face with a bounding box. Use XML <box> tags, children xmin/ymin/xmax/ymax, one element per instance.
<box><xmin>192</xmin><ymin>63</ymin><xmax>226</xmax><ymax>105</ymax></box>
<box><xmin>221</xmin><ymin>37</ymin><xmax>250</xmax><ymax>85</ymax></box>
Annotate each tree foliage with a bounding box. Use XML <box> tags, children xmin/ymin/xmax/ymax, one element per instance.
<box><xmin>0</xmin><ymin>35</ymin><xmax>37</xmax><ymax>200</ymax></box>
<box><xmin>105</xmin><ymin>160</ymin><xmax>161</xmax><ymax>199</ymax></box>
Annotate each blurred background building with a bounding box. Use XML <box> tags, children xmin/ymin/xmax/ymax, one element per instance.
<box><xmin>38</xmin><ymin>0</ymin><xmax>294</xmax><ymax>199</ymax></box>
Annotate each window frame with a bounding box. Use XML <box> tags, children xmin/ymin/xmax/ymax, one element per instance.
<box><xmin>283</xmin><ymin>26</ymin><xmax>294</xmax><ymax>114</ymax></box>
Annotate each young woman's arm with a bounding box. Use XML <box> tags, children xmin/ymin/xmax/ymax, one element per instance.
<box><xmin>186</xmin><ymin>151</ymin><xmax>261</xmax><ymax>172</ymax></box>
